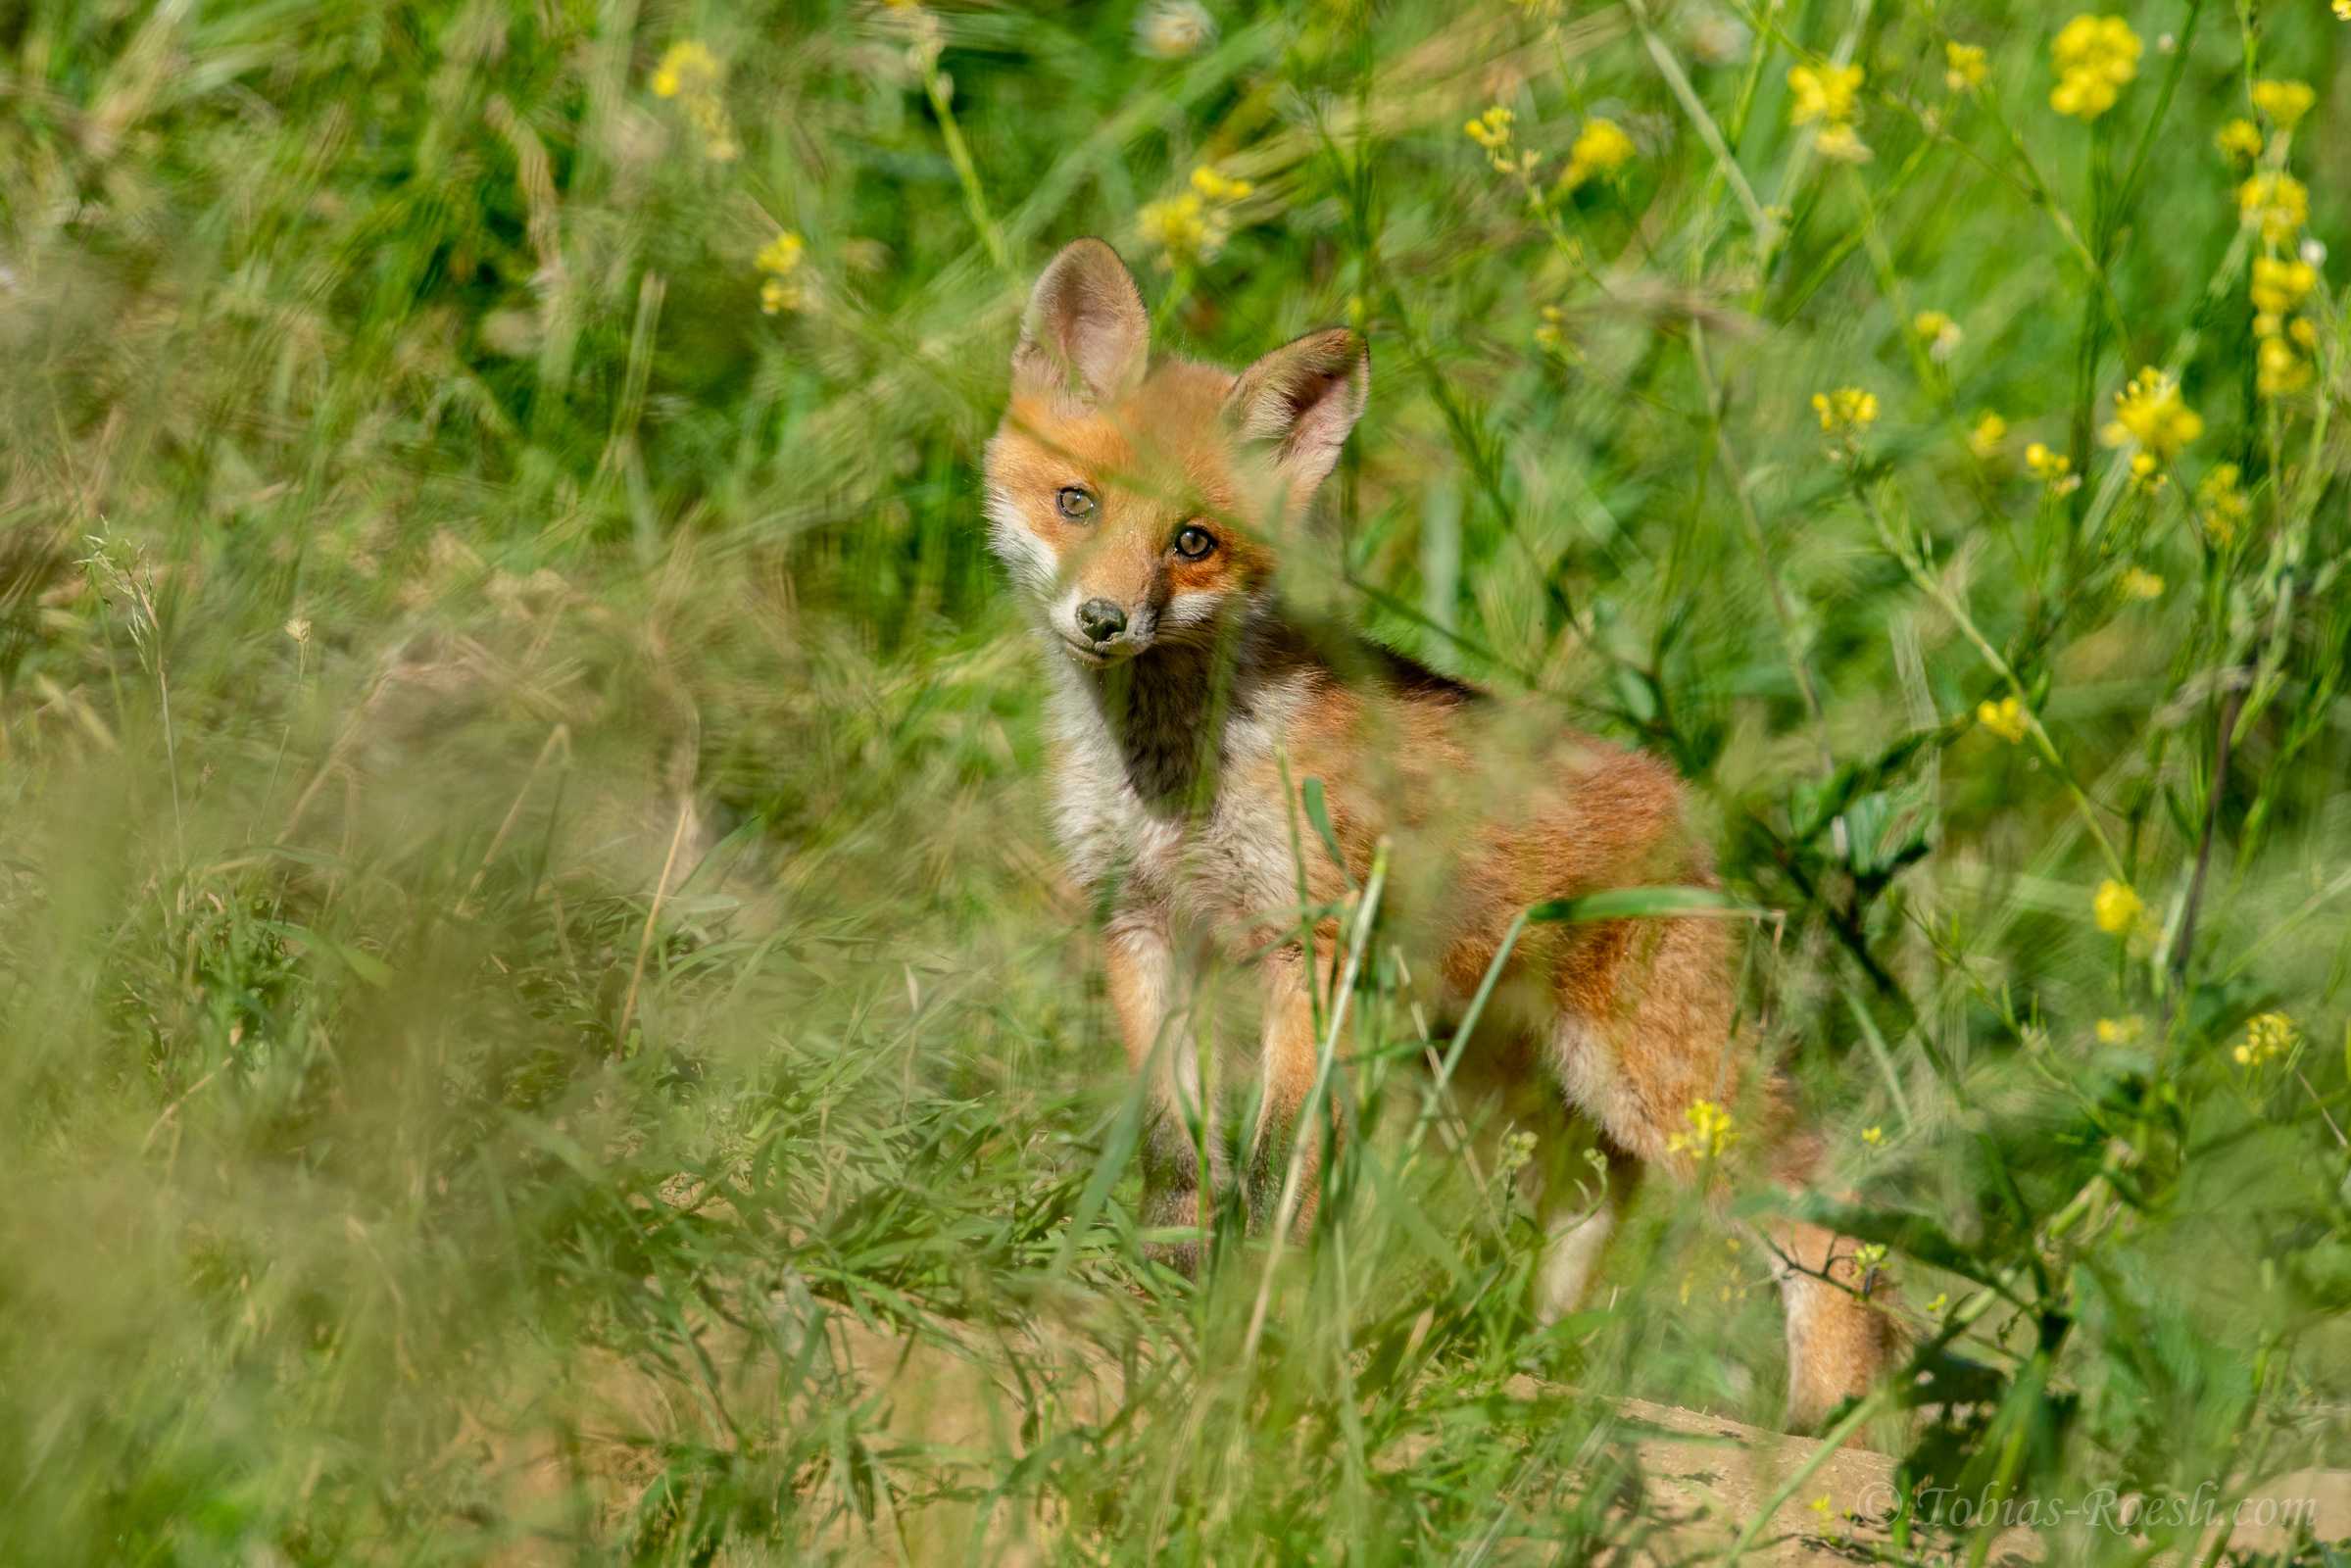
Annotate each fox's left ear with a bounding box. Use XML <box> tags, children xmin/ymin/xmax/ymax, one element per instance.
<box><xmin>1222</xmin><ymin>327</ymin><xmax>1369</xmax><ymax>499</ymax></box>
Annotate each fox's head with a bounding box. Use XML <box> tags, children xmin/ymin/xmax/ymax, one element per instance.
<box><xmin>984</xmin><ymin>238</ymin><xmax>1367</xmax><ymax>666</ymax></box>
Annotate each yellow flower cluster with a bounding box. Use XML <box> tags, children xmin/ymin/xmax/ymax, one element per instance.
<box><xmin>1138</xmin><ymin>166</ymin><xmax>1253</xmax><ymax>269</ymax></box>
<box><xmin>2100</xmin><ymin>367</ymin><xmax>2202</xmax><ymax>461</ymax></box>
<box><xmin>2093</xmin><ymin>878</ymin><xmax>2144</xmax><ymax>935</ymax></box>
<box><xmin>2250</xmin><ymin>256</ymin><xmax>2321</xmax><ymax>397</ymax></box>
<box><xmin>1666</xmin><ymin>1100</ymin><xmax>1737</xmax><ymax>1160</ymax></box>
<box><xmin>1788</xmin><ymin>62</ymin><xmax>1872</xmax><ymax>161</ymax></box>
<box><xmin>756</xmin><ymin>232</ymin><xmax>806</xmax><ymax>316</ymax></box>
<box><xmin>1812</xmin><ymin>385</ymin><xmax>1879</xmax><ymax>434</ymax></box>
<box><xmin>2215</xmin><ymin>118</ymin><xmax>2265</xmax><ymax>163</ymax></box>
<box><xmin>2234</xmin><ymin>1011</ymin><xmax>2297</xmax><ymax>1066</ymax></box>
<box><xmin>2251</xmin><ymin>78</ymin><xmax>2316</xmax><ymax>130</ymax></box>
<box><xmin>2095</xmin><ymin>1014</ymin><xmax>2145</xmax><ymax>1044</ymax></box>
<box><xmin>2118</xmin><ymin>566</ymin><xmax>2164</xmax><ymax>600</ymax></box>
<box><xmin>2196</xmin><ymin>464</ymin><xmax>2249</xmax><ymax>548</ymax></box>
<box><xmin>1533</xmin><ymin>304</ymin><xmax>1576</xmax><ymax>357</ymax></box>
<box><xmin>1969</xmin><ymin>412</ymin><xmax>2007</xmax><ymax>457</ymax></box>
<box><xmin>1978</xmin><ymin>695</ymin><xmax>2030</xmax><ymax>742</ymax></box>
<box><xmin>1464</xmin><ymin>104</ymin><xmax>1519</xmax><ymax>172</ymax></box>
<box><xmin>1913</xmin><ymin>309</ymin><xmax>1964</xmax><ymax>363</ymax></box>
<box><xmin>1561</xmin><ymin>117</ymin><xmax>1638</xmax><ymax>190</ymax></box>
<box><xmin>2049</xmin><ymin>15</ymin><xmax>2140</xmax><ymax>122</ymax></box>
<box><xmin>2238</xmin><ymin>172</ymin><xmax>2309</xmax><ymax>247</ymax></box>
<box><xmin>1944</xmin><ymin>42</ymin><xmax>1988</xmax><ymax>92</ymax></box>
<box><xmin>651</xmin><ymin>40</ymin><xmax>739</xmax><ymax>163</ymax></box>
<box><xmin>2026</xmin><ymin>440</ymin><xmax>2079</xmax><ymax>493</ymax></box>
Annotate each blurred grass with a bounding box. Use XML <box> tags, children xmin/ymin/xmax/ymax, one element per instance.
<box><xmin>4</xmin><ymin>0</ymin><xmax>2351</xmax><ymax>1562</ymax></box>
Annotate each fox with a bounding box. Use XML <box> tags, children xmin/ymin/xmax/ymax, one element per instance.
<box><xmin>984</xmin><ymin>237</ymin><xmax>1903</xmax><ymax>1429</ymax></box>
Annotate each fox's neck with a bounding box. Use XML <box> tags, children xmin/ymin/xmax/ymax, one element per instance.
<box><xmin>1083</xmin><ymin>638</ymin><xmax>1237</xmax><ymax>809</ymax></box>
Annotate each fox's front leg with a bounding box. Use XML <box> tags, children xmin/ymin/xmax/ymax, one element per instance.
<box><xmin>1247</xmin><ymin>943</ymin><xmax>1328</xmax><ymax>1239</ymax></box>
<box><xmin>1105</xmin><ymin>909</ymin><xmax>1218</xmax><ymax>1273</ymax></box>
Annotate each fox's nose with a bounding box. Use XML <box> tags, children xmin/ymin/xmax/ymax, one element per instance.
<box><xmin>1076</xmin><ymin>599</ymin><xmax>1128</xmax><ymax>645</ymax></box>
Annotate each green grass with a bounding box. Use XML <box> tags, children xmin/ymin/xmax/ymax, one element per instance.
<box><xmin>4</xmin><ymin>0</ymin><xmax>2350</xmax><ymax>1561</ymax></box>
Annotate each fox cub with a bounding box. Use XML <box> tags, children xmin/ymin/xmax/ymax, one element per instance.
<box><xmin>985</xmin><ymin>237</ymin><xmax>1900</xmax><ymax>1428</ymax></box>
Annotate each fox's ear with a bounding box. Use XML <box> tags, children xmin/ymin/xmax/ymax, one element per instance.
<box><xmin>1222</xmin><ymin>327</ymin><xmax>1369</xmax><ymax>498</ymax></box>
<box><xmin>1011</xmin><ymin>239</ymin><xmax>1150</xmax><ymax>405</ymax></box>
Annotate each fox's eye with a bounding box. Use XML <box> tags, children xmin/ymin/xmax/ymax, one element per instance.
<box><xmin>1056</xmin><ymin>486</ymin><xmax>1097</xmax><ymax>520</ymax></box>
<box><xmin>1173</xmin><ymin>525</ymin><xmax>1216</xmax><ymax>561</ymax></box>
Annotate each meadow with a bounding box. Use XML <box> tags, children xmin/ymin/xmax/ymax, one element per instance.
<box><xmin>3</xmin><ymin>0</ymin><xmax>2350</xmax><ymax>1561</ymax></box>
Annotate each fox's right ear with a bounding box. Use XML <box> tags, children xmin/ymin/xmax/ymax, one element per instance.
<box><xmin>1011</xmin><ymin>239</ymin><xmax>1150</xmax><ymax>406</ymax></box>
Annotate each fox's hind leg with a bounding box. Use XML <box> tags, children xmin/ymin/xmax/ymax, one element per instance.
<box><xmin>1106</xmin><ymin>909</ymin><xmax>1221</xmax><ymax>1274</ymax></box>
<box><xmin>1247</xmin><ymin>941</ymin><xmax>1326</xmax><ymax>1240</ymax></box>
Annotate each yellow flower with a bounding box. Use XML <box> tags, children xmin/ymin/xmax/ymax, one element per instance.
<box><xmin>1861</xmin><ymin>1125</ymin><xmax>1886</xmax><ymax>1148</ymax></box>
<box><xmin>1189</xmin><ymin>165</ymin><xmax>1255</xmax><ymax>202</ymax></box>
<box><xmin>759</xmin><ymin>274</ymin><xmax>804</xmax><ymax>315</ymax></box>
<box><xmin>1533</xmin><ymin>305</ymin><xmax>1578</xmax><ymax>357</ymax></box>
<box><xmin>1812</xmin><ymin>122</ymin><xmax>1875</xmax><ymax>163</ymax></box>
<box><xmin>2093</xmin><ymin>879</ymin><xmax>2143</xmax><ymax>935</ymax></box>
<box><xmin>2238</xmin><ymin>172</ymin><xmax>2309</xmax><ymax>245</ymax></box>
<box><xmin>2251</xmin><ymin>78</ymin><xmax>2316</xmax><ymax>129</ymax></box>
<box><xmin>1969</xmin><ymin>412</ymin><xmax>2008</xmax><ymax>457</ymax></box>
<box><xmin>2095</xmin><ymin>1014</ymin><xmax>2145</xmax><ymax>1044</ymax></box>
<box><xmin>2100</xmin><ymin>367</ymin><xmax>2202</xmax><ymax>459</ymax></box>
<box><xmin>1812</xmin><ymin>386</ymin><xmax>1879</xmax><ymax>433</ymax></box>
<box><xmin>2118</xmin><ymin>566</ymin><xmax>2164</xmax><ymax>599</ymax></box>
<box><xmin>2257</xmin><ymin>336</ymin><xmax>2312</xmax><ymax>397</ymax></box>
<box><xmin>755</xmin><ymin>233</ymin><xmax>806</xmax><ymax>276</ymax></box>
<box><xmin>2197</xmin><ymin>464</ymin><xmax>2249</xmax><ymax>548</ymax></box>
<box><xmin>1138</xmin><ymin>191</ymin><xmax>1224</xmax><ymax>267</ymax></box>
<box><xmin>1914</xmin><ymin>310</ymin><xmax>1964</xmax><ymax>362</ymax></box>
<box><xmin>1561</xmin><ymin>117</ymin><xmax>1638</xmax><ymax>188</ymax></box>
<box><xmin>1464</xmin><ymin>105</ymin><xmax>1515</xmax><ymax>150</ymax></box>
<box><xmin>2250</xmin><ymin>256</ymin><xmax>2318</xmax><ymax>315</ymax></box>
<box><xmin>2234</xmin><ymin>1011</ymin><xmax>2298</xmax><ymax>1066</ymax></box>
<box><xmin>1978</xmin><ymin>695</ymin><xmax>2030</xmax><ymax>742</ymax></box>
<box><xmin>2049</xmin><ymin>14</ymin><xmax>2141</xmax><ymax>122</ymax></box>
<box><xmin>1666</xmin><ymin>1100</ymin><xmax>1737</xmax><ymax>1159</ymax></box>
<box><xmin>2215</xmin><ymin>119</ymin><xmax>2265</xmax><ymax>162</ymax></box>
<box><xmin>2026</xmin><ymin>441</ymin><xmax>2071</xmax><ymax>480</ymax></box>
<box><xmin>651</xmin><ymin>39</ymin><xmax>719</xmax><ymax>99</ymax></box>
<box><xmin>2337</xmin><ymin>0</ymin><xmax>2351</xmax><ymax>20</ymax></box>
<box><xmin>1788</xmin><ymin>62</ymin><xmax>1865</xmax><ymax>124</ymax></box>
<box><xmin>1945</xmin><ymin>42</ymin><xmax>1988</xmax><ymax>91</ymax></box>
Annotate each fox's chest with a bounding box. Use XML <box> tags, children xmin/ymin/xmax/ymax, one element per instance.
<box><xmin>1043</xmin><ymin>675</ymin><xmax>1302</xmax><ymax>924</ymax></box>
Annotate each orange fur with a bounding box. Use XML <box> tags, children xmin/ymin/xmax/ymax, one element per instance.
<box><xmin>985</xmin><ymin>239</ymin><xmax>1902</xmax><ymax>1430</ymax></box>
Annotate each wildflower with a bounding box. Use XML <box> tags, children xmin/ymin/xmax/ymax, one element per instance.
<box><xmin>1138</xmin><ymin>193</ymin><xmax>1219</xmax><ymax>266</ymax></box>
<box><xmin>2257</xmin><ymin>336</ymin><xmax>2312</xmax><ymax>397</ymax></box>
<box><xmin>2238</xmin><ymin>172</ymin><xmax>2309</xmax><ymax>246</ymax></box>
<box><xmin>1189</xmin><ymin>165</ymin><xmax>1254</xmax><ymax>202</ymax></box>
<box><xmin>1561</xmin><ymin>117</ymin><xmax>1638</xmax><ymax>189</ymax></box>
<box><xmin>2093</xmin><ymin>878</ymin><xmax>2143</xmax><ymax>935</ymax></box>
<box><xmin>1945</xmin><ymin>42</ymin><xmax>1988</xmax><ymax>91</ymax></box>
<box><xmin>1926</xmin><ymin>1292</ymin><xmax>1949</xmax><ymax>1314</ymax></box>
<box><xmin>651</xmin><ymin>40</ymin><xmax>719</xmax><ymax>99</ymax></box>
<box><xmin>2096</xmin><ymin>1014</ymin><xmax>2145</xmax><ymax>1044</ymax></box>
<box><xmin>2049</xmin><ymin>15</ymin><xmax>2141</xmax><ymax>122</ymax></box>
<box><xmin>1811</xmin><ymin>1494</ymin><xmax>1835</xmax><ymax>1519</ymax></box>
<box><xmin>1861</xmin><ymin>1125</ymin><xmax>1885</xmax><ymax>1148</ymax></box>
<box><xmin>1465</xmin><ymin>105</ymin><xmax>1515</xmax><ymax>151</ymax></box>
<box><xmin>2234</xmin><ymin>1011</ymin><xmax>2297</xmax><ymax>1066</ymax></box>
<box><xmin>1914</xmin><ymin>309</ymin><xmax>1964</xmax><ymax>363</ymax></box>
<box><xmin>2251</xmin><ymin>78</ymin><xmax>2316</xmax><ymax>129</ymax></box>
<box><xmin>1667</xmin><ymin>1100</ymin><xmax>1738</xmax><ymax>1159</ymax></box>
<box><xmin>2026</xmin><ymin>441</ymin><xmax>2072</xmax><ymax>482</ymax></box>
<box><xmin>2215</xmin><ymin>118</ymin><xmax>2265</xmax><ymax>163</ymax></box>
<box><xmin>2196</xmin><ymin>465</ymin><xmax>2249</xmax><ymax>548</ymax></box>
<box><xmin>2119</xmin><ymin>566</ymin><xmax>2164</xmax><ymax>599</ymax></box>
<box><xmin>1978</xmin><ymin>695</ymin><xmax>2030</xmax><ymax>742</ymax></box>
<box><xmin>2101</xmin><ymin>367</ymin><xmax>2202</xmax><ymax>460</ymax></box>
<box><xmin>1812</xmin><ymin>122</ymin><xmax>1875</xmax><ymax>163</ymax></box>
<box><xmin>652</xmin><ymin>40</ymin><xmax>738</xmax><ymax>162</ymax></box>
<box><xmin>1133</xmin><ymin>0</ymin><xmax>1217</xmax><ymax>60</ymax></box>
<box><xmin>755</xmin><ymin>232</ymin><xmax>808</xmax><ymax>315</ymax></box>
<box><xmin>1533</xmin><ymin>305</ymin><xmax>1578</xmax><ymax>358</ymax></box>
<box><xmin>1813</xmin><ymin>386</ymin><xmax>1879</xmax><ymax>434</ymax></box>
<box><xmin>2338</xmin><ymin>0</ymin><xmax>2351</xmax><ymax>20</ymax></box>
<box><xmin>1969</xmin><ymin>412</ymin><xmax>2007</xmax><ymax>457</ymax></box>
<box><xmin>1788</xmin><ymin>62</ymin><xmax>1864</xmax><ymax>124</ymax></box>
<box><xmin>2250</xmin><ymin>256</ymin><xmax>2318</xmax><ymax>316</ymax></box>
